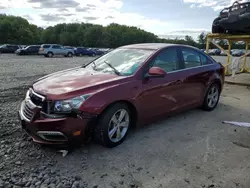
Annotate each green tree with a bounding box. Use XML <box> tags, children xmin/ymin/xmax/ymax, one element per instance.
<box><xmin>197</xmin><ymin>32</ymin><xmax>206</xmax><ymax>49</ymax></box>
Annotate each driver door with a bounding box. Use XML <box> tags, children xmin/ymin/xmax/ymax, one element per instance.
<box><xmin>138</xmin><ymin>47</ymin><xmax>185</xmax><ymax>119</ymax></box>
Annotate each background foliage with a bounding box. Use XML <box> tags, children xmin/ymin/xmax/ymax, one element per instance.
<box><xmin>0</xmin><ymin>14</ymin><xmax>247</xmax><ymax>49</ymax></box>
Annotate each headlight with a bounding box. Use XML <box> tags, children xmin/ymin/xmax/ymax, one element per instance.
<box><xmin>54</xmin><ymin>94</ymin><xmax>92</xmax><ymax>112</ymax></box>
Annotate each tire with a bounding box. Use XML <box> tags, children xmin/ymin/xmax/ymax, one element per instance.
<box><xmin>92</xmin><ymin>53</ymin><xmax>96</xmax><ymax>57</ymax></box>
<box><xmin>202</xmin><ymin>83</ymin><xmax>221</xmax><ymax>111</ymax></box>
<box><xmin>94</xmin><ymin>103</ymin><xmax>131</xmax><ymax>148</ymax></box>
<box><xmin>47</xmin><ymin>52</ymin><xmax>53</xmax><ymax>58</ymax></box>
<box><xmin>67</xmin><ymin>52</ymin><xmax>73</xmax><ymax>57</ymax></box>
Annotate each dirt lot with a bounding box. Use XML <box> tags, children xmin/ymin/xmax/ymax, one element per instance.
<box><xmin>0</xmin><ymin>54</ymin><xmax>250</xmax><ymax>188</ymax></box>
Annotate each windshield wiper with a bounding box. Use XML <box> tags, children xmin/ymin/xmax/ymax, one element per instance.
<box><xmin>103</xmin><ymin>61</ymin><xmax>120</xmax><ymax>75</ymax></box>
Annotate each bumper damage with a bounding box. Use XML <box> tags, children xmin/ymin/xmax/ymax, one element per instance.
<box><xmin>18</xmin><ymin>100</ymin><xmax>97</xmax><ymax>145</ymax></box>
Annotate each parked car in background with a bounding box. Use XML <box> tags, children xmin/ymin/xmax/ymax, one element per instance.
<box><xmin>38</xmin><ymin>44</ymin><xmax>75</xmax><ymax>57</ymax></box>
<box><xmin>208</xmin><ymin>49</ymin><xmax>221</xmax><ymax>56</ymax></box>
<box><xmin>92</xmin><ymin>48</ymin><xmax>105</xmax><ymax>56</ymax></box>
<box><xmin>74</xmin><ymin>47</ymin><xmax>98</xmax><ymax>56</ymax></box>
<box><xmin>15</xmin><ymin>45</ymin><xmax>40</xmax><ymax>55</ymax></box>
<box><xmin>18</xmin><ymin>43</ymin><xmax>224</xmax><ymax>148</ymax></box>
<box><xmin>220</xmin><ymin>50</ymin><xmax>227</xmax><ymax>56</ymax></box>
<box><xmin>65</xmin><ymin>46</ymin><xmax>76</xmax><ymax>50</ymax></box>
<box><xmin>0</xmin><ymin>44</ymin><xmax>22</xmax><ymax>53</ymax></box>
<box><xmin>232</xmin><ymin>49</ymin><xmax>245</xmax><ymax>56</ymax></box>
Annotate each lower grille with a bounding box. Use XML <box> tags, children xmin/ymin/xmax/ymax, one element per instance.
<box><xmin>37</xmin><ymin>131</ymin><xmax>68</xmax><ymax>142</ymax></box>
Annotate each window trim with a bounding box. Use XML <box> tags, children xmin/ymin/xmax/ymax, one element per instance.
<box><xmin>167</xmin><ymin>63</ymin><xmax>214</xmax><ymax>74</ymax></box>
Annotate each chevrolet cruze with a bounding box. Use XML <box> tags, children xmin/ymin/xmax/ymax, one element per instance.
<box><xmin>18</xmin><ymin>43</ymin><xmax>225</xmax><ymax>148</ymax></box>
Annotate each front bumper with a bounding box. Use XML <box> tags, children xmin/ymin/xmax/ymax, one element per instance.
<box><xmin>18</xmin><ymin>100</ymin><xmax>97</xmax><ymax>145</ymax></box>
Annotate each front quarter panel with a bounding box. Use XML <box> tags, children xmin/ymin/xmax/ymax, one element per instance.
<box><xmin>79</xmin><ymin>78</ymin><xmax>141</xmax><ymax>115</ymax></box>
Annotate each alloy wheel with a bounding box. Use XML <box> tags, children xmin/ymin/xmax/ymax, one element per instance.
<box><xmin>207</xmin><ymin>86</ymin><xmax>219</xmax><ymax>108</ymax></box>
<box><xmin>108</xmin><ymin>109</ymin><xmax>130</xmax><ymax>143</ymax></box>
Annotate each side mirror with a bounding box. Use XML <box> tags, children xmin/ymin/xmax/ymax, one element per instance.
<box><xmin>145</xmin><ymin>67</ymin><xmax>166</xmax><ymax>78</ymax></box>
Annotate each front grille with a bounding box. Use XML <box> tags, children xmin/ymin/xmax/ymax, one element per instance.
<box><xmin>22</xmin><ymin>102</ymin><xmax>35</xmax><ymax>121</ymax></box>
<box><xmin>29</xmin><ymin>89</ymin><xmax>45</xmax><ymax>107</ymax></box>
<box><xmin>20</xmin><ymin>89</ymin><xmax>47</xmax><ymax>122</ymax></box>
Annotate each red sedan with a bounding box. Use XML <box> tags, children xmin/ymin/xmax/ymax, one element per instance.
<box><xmin>18</xmin><ymin>43</ymin><xmax>225</xmax><ymax>148</ymax></box>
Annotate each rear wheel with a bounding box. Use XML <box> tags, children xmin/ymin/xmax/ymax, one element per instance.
<box><xmin>202</xmin><ymin>83</ymin><xmax>221</xmax><ymax>111</ymax></box>
<box><xmin>67</xmin><ymin>52</ymin><xmax>73</xmax><ymax>57</ymax></box>
<box><xmin>94</xmin><ymin>103</ymin><xmax>131</xmax><ymax>148</ymax></box>
<box><xmin>47</xmin><ymin>52</ymin><xmax>53</xmax><ymax>57</ymax></box>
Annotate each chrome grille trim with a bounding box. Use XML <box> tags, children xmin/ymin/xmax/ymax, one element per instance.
<box><xmin>30</xmin><ymin>88</ymin><xmax>46</xmax><ymax>102</ymax></box>
<box><xmin>20</xmin><ymin>88</ymin><xmax>46</xmax><ymax>122</ymax></box>
<box><xmin>20</xmin><ymin>101</ymin><xmax>33</xmax><ymax>123</ymax></box>
<box><xmin>23</xmin><ymin>103</ymin><xmax>34</xmax><ymax>120</ymax></box>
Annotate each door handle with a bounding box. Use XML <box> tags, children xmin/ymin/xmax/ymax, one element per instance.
<box><xmin>176</xmin><ymin>80</ymin><xmax>182</xmax><ymax>84</ymax></box>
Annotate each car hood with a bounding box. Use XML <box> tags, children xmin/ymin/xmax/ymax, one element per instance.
<box><xmin>33</xmin><ymin>67</ymin><xmax>124</xmax><ymax>100</ymax></box>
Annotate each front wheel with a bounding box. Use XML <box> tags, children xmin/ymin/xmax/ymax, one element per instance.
<box><xmin>202</xmin><ymin>83</ymin><xmax>221</xmax><ymax>111</ymax></box>
<box><xmin>94</xmin><ymin>103</ymin><xmax>131</xmax><ymax>148</ymax></box>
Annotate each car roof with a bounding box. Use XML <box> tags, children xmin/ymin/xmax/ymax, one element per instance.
<box><xmin>41</xmin><ymin>44</ymin><xmax>60</xmax><ymax>46</ymax></box>
<box><xmin>119</xmin><ymin>43</ymin><xmax>198</xmax><ymax>50</ymax></box>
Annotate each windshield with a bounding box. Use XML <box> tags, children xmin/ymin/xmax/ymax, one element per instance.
<box><xmin>85</xmin><ymin>48</ymin><xmax>155</xmax><ymax>76</ymax></box>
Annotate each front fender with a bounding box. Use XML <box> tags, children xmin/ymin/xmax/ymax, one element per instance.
<box><xmin>79</xmin><ymin>80</ymin><xmax>141</xmax><ymax>114</ymax></box>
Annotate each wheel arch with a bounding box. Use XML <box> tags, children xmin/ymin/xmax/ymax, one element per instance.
<box><xmin>99</xmin><ymin>100</ymin><xmax>138</xmax><ymax>128</ymax></box>
<box><xmin>203</xmin><ymin>78</ymin><xmax>222</xmax><ymax>99</ymax></box>
<box><xmin>47</xmin><ymin>51</ymin><xmax>54</xmax><ymax>55</ymax></box>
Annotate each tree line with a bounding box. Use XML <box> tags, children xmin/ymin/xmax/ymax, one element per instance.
<box><xmin>0</xmin><ymin>14</ymin><xmax>247</xmax><ymax>49</ymax></box>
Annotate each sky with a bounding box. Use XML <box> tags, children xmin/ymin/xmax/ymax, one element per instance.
<box><xmin>0</xmin><ymin>0</ymin><xmax>241</xmax><ymax>40</ymax></box>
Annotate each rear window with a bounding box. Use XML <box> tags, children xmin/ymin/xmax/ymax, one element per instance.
<box><xmin>42</xmin><ymin>45</ymin><xmax>51</xmax><ymax>48</ymax></box>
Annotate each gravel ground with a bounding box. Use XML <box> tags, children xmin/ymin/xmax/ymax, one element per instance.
<box><xmin>0</xmin><ymin>54</ymin><xmax>250</xmax><ymax>188</ymax></box>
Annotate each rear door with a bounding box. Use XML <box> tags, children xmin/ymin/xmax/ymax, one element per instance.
<box><xmin>51</xmin><ymin>45</ymin><xmax>61</xmax><ymax>55</ymax></box>
<box><xmin>178</xmin><ymin>47</ymin><xmax>215</xmax><ymax>107</ymax></box>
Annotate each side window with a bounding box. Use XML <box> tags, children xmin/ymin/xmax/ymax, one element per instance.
<box><xmin>43</xmin><ymin>45</ymin><xmax>50</xmax><ymax>48</ymax></box>
<box><xmin>151</xmin><ymin>48</ymin><xmax>179</xmax><ymax>72</ymax></box>
<box><xmin>52</xmin><ymin>45</ymin><xmax>61</xmax><ymax>49</ymax></box>
<box><xmin>181</xmin><ymin>48</ymin><xmax>201</xmax><ymax>69</ymax></box>
<box><xmin>200</xmin><ymin>53</ymin><xmax>212</xmax><ymax>65</ymax></box>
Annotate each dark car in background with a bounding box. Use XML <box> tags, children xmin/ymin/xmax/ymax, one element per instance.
<box><xmin>92</xmin><ymin>48</ymin><xmax>105</xmax><ymax>56</ymax></box>
<box><xmin>18</xmin><ymin>43</ymin><xmax>224</xmax><ymax>148</ymax></box>
<box><xmin>212</xmin><ymin>1</ymin><xmax>250</xmax><ymax>34</ymax></box>
<box><xmin>74</xmin><ymin>47</ymin><xmax>98</xmax><ymax>56</ymax></box>
<box><xmin>0</xmin><ymin>44</ymin><xmax>22</xmax><ymax>53</ymax></box>
<box><xmin>15</xmin><ymin>45</ymin><xmax>40</xmax><ymax>55</ymax></box>
<box><xmin>232</xmin><ymin>49</ymin><xmax>245</xmax><ymax>56</ymax></box>
<box><xmin>208</xmin><ymin>49</ymin><xmax>221</xmax><ymax>56</ymax></box>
